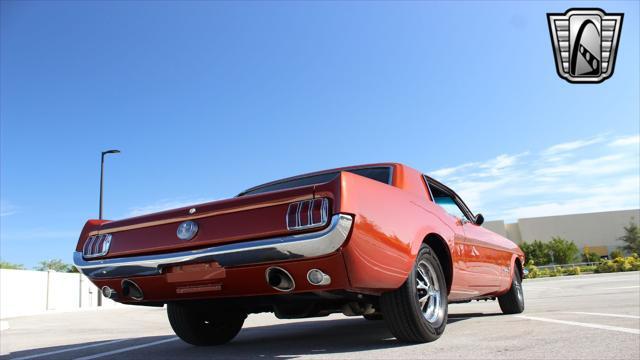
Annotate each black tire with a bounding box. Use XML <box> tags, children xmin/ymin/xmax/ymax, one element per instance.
<box><xmin>498</xmin><ymin>267</ymin><xmax>525</xmax><ymax>314</ymax></box>
<box><xmin>167</xmin><ymin>303</ymin><xmax>246</xmax><ymax>346</ymax></box>
<box><xmin>380</xmin><ymin>244</ymin><xmax>448</xmax><ymax>343</ymax></box>
<box><xmin>363</xmin><ymin>313</ymin><xmax>383</xmax><ymax>321</ymax></box>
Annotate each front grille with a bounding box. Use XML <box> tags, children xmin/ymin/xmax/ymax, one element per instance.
<box><xmin>83</xmin><ymin>234</ymin><xmax>112</xmax><ymax>258</ymax></box>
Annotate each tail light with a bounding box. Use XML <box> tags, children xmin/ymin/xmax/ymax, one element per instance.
<box><xmin>83</xmin><ymin>234</ymin><xmax>112</xmax><ymax>258</ymax></box>
<box><xmin>287</xmin><ymin>198</ymin><xmax>329</xmax><ymax>230</ymax></box>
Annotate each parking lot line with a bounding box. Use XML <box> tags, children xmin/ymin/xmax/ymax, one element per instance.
<box><xmin>11</xmin><ymin>339</ymin><xmax>128</xmax><ymax>360</ymax></box>
<box><xmin>516</xmin><ymin>315</ymin><xmax>640</xmax><ymax>335</ymax></box>
<box><xmin>72</xmin><ymin>337</ymin><xmax>179</xmax><ymax>360</ymax></box>
<box><xmin>604</xmin><ymin>286</ymin><xmax>640</xmax><ymax>290</ymax></box>
<box><xmin>565</xmin><ymin>312</ymin><xmax>640</xmax><ymax>319</ymax></box>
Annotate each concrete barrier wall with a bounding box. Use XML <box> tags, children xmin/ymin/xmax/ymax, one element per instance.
<box><xmin>0</xmin><ymin>269</ymin><xmax>122</xmax><ymax>319</ymax></box>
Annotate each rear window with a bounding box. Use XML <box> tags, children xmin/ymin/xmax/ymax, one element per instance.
<box><xmin>239</xmin><ymin>167</ymin><xmax>392</xmax><ymax>196</ymax></box>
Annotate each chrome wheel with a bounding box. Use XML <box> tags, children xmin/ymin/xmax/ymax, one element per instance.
<box><xmin>415</xmin><ymin>260</ymin><xmax>444</xmax><ymax>326</ymax></box>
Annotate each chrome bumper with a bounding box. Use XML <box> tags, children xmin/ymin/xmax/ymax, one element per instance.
<box><xmin>74</xmin><ymin>214</ymin><xmax>353</xmax><ymax>279</ymax></box>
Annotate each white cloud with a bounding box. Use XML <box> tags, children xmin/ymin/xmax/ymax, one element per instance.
<box><xmin>609</xmin><ymin>135</ymin><xmax>640</xmax><ymax>147</ymax></box>
<box><xmin>428</xmin><ymin>133</ymin><xmax>640</xmax><ymax>222</ymax></box>
<box><xmin>430</xmin><ymin>162</ymin><xmax>477</xmax><ymax>177</ymax></box>
<box><xmin>127</xmin><ymin>197</ymin><xmax>215</xmax><ymax>217</ymax></box>
<box><xmin>0</xmin><ymin>200</ymin><xmax>18</xmax><ymax>217</ymax></box>
<box><xmin>542</xmin><ymin>136</ymin><xmax>604</xmax><ymax>155</ymax></box>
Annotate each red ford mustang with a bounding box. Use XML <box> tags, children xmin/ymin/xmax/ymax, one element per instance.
<box><xmin>74</xmin><ymin>163</ymin><xmax>525</xmax><ymax>345</ymax></box>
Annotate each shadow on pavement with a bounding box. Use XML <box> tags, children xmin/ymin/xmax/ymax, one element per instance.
<box><xmin>4</xmin><ymin>314</ymin><xmax>490</xmax><ymax>359</ymax></box>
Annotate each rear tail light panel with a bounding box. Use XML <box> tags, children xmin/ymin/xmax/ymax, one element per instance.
<box><xmin>83</xmin><ymin>234</ymin><xmax>112</xmax><ymax>258</ymax></box>
<box><xmin>286</xmin><ymin>198</ymin><xmax>329</xmax><ymax>231</ymax></box>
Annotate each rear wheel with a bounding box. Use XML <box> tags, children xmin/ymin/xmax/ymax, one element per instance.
<box><xmin>380</xmin><ymin>244</ymin><xmax>448</xmax><ymax>342</ymax></box>
<box><xmin>167</xmin><ymin>303</ymin><xmax>246</xmax><ymax>346</ymax></box>
<box><xmin>498</xmin><ymin>267</ymin><xmax>525</xmax><ymax>314</ymax></box>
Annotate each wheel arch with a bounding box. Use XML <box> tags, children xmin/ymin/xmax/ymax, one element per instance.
<box><xmin>422</xmin><ymin>233</ymin><xmax>453</xmax><ymax>294</ymax></box>
<box><xmin>512</xmin><ymin>254</ymin><xmax>524</xmax><ymax>280</ymax></box>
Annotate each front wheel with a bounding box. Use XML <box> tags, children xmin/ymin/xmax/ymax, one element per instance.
<box><xmin>380</xmin><ymin>244</ymin><xmax>448</xmax><ymax>343</ymax></box>
<box><xmin>167</xmin><ymin>303</ymin><xmax>246</xmax><ymax>346</ymax></box>
<box><xmin>498</xmin><ymin>267</ymin><xmax>525</xmax><ymax>314</ymax></box>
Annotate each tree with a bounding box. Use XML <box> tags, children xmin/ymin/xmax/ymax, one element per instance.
<box><xmin>618</xmin><ymin>220</ymin><xmax>640</xmax><ymax>255</ymax></box>
<box><xmin>34</xmin><ymin>259</ymin><xmax>73</xmax><ymax>272</ymax></box>
<box><xmin>547</xmin><ymin>237</ymin><xmax>579</xmax><ymax>265</ymax></box>
<box><xmin>0</xmin><ymin>260</ymin><xmax>25</xmax><ymax>270</ymax></box>
<box><xmin>519</xmin><ymin>240</ymin><xmax>552</xmax><ymax>265</ymax></box>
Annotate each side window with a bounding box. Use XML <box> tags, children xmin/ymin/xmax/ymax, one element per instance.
<box><xmin>424</xmin><ymin>176</ymin><xmax>470</xmax><ymax>220</ymax></box>
<box><xmin>433</xmin><ymin>195</ymin><xmax>468</xmax><ymax>220</ymax></box>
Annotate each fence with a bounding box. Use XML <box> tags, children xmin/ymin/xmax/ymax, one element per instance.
<box><xmin>0</xmin><ymin>268</ymin><xmax>123</xmax><ymax>319</ymax></box>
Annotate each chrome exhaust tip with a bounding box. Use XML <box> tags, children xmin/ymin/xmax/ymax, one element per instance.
<box><xmin>121</xmin><ymin>279</ymin><xmax>144</xmax><ymax>300</ymax></box>
<box><xmin>265</xmin><ymin>267</ymin><xmax>295</xmax><ymax>292</ymax></box>
<box><xmin>101</xmin><ymin>286</ymin><xmax>117</xmax><ymax>299</ymax></box>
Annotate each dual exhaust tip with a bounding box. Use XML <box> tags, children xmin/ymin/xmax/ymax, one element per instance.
<box><xmin>102</xmin><ymin>269</ymin><xmax>328</xmax><ymax>298</ymax></box>
<box><xmin>265</xmin><ymin>267</ymin><xmax>331</xmax><ymax>292</ymax></box>
<box><xmin>101</xmin><ymin>279</ymin><xmax>144</xmax><ymax>301</ymax></box>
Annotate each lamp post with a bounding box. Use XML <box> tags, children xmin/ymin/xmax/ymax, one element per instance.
<box><xmin>97</xmin><ymin>149</ymin><xmax>119</xmax><ymax>307</ymax></box>
<box><xmin>99</xmin><ymin>150</ymin><xmax>120</xmax><ymax>220</ymax></box>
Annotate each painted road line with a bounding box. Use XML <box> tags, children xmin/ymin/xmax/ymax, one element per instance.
<box><xmin>604</xmin><ymin>286</ymin><xmax>640</xmax><ymax>290</ymax></box>
<box><xmin>73</xmin><ymin>337</ymin><xmax>179</xmax><ymax>360</ymax></box>
<box><xmin>516</xmin><ymin>315</ymin><xmax>640</xmax><ymax>335</ymax></box>
<box><xmin>565</xmin><ymin>312</ymin><xmax>640</xmax><ymax>319</ymax></box>
<box><xmin>11</xmin><ymin>339</ymin><xmax>128</xmax><ymax>360</ymax></box>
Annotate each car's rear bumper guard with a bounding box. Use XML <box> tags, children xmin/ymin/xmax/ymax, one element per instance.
<box><xmin>73</xmin><ymin>214</ymin><xmax>353</xmax><ymax>279</ymax></box>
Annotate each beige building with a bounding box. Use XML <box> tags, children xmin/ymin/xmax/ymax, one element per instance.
<box><xmin>484</xmin><ymin>209</ymin><xmax>640</xmax><ymax>256</ymax></box>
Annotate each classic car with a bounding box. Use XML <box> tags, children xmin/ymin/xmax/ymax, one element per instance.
<box><xmin>73</xmin><ymin>163</ymin><xmax>525</xmax><ymax>345</ymax></box>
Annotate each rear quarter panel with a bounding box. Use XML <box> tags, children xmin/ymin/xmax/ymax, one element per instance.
<box><xmin>323</xmin><ymin>169</ymin><xmax>455</xmax><ymax>292</ymax></box>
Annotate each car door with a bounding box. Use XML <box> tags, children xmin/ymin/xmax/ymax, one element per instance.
<box><xmin>425</xmin><ymin>177</ymin><xmax>502</xmax><ymax>295</ymax></box>
<box><xmin>461</xmin><ymin>221</ymin><xmax>507</xmax><ymax>290</ymax></box>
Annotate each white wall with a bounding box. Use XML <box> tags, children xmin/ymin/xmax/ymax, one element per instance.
<box><xmin>485</xmin><ymin>209</ymin><xmax>640</xmax><ymax>254</ymax></box>
<box><xmin>0</xmin><ymin>269</ymin><xmax>122</xmax><ymax>319</ymax></box>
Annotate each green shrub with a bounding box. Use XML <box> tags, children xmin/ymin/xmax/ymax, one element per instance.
<box><xmin>547</xmin><ymin>237</ymin><xmax>580</xmax><ymax>264</ymax></box>
<box><xmin>564</xmin><ymin>267</ymin><xmax>581</xmax><ymax>275</ymax></box>
<box><xmin>610</xmin><ymin>249</ymin><xmax>624</xmax><ymax>259</ymax></box>
<box><xmin>520</xmin><ymin>240</ymin><xmax>553</xmax><ymax>266</ymax></box>
<box><xmin>0</xmin><ymin>260</ymin><xmax>25</xmax><ymax>270</ymax></box>
<box><xmin>525</xmin><ymin>261</ymin><xmax>540</xmax><ymax>278</ymax></box>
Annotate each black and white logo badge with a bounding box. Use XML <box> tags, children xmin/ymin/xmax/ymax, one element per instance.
<box><xmin>547</xmin><ymin>8</ymin><xmax>623</xmax><ymax>83</ymax></box>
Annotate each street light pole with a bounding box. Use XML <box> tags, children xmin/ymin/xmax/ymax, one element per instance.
<box><xmin>97</xmin><ymin>149</ymin><xmax>119</xmax><ymax>307</ymax></box>
<box><xmin>99</xmin><ymin>150</ymin><xmax>120</xmax><ymax>220</ymax></box>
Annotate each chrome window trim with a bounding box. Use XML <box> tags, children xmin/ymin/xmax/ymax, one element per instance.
<box><xmin>424</xmin><ymin>175</ymin><xmax>475</xmax><ymax>222</ymax></box>
<box><xmin>73</xmin><ymin>214</ymin><xmax>353</xmax><ymax>279</ymax></box>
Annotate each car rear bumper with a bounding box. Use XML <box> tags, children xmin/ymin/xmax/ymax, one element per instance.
<box><xmin>73</xmin><ymin>214</ymin><xmax>353</xmax><ymax>279</ymax></box>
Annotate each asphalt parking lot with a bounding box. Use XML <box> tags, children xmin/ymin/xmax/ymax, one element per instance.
<box><xmin>1</xmin><ymin>272</ymin><xmax>638</xmax><ymax>359</ymax></box>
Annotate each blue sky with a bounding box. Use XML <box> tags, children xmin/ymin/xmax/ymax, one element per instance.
<box><xmin>1</xmin><ymin>1</ymin><xmax>638</xmax><ymax>268</ymax></box>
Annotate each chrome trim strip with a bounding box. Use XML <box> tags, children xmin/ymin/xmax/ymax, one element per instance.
<box><xmin>87</xmin><ymin>197</ymin><xmax>310</xmax><ymax>236</ymax></box>
<box><xmin>74</xmin><ymin>214</ymin><xmax>353</xmax><ymax>279</ymax></box>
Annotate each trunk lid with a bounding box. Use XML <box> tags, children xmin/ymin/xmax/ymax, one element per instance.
<box><xmin>77</xmin><ymin>177</ymin><xmax>341</xmax><ymax>259</ymax></box>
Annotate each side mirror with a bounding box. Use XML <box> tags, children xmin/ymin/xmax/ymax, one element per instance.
<box><xmin>474</xmin><ymin>213</ymin><xmax>484</xmax><ymax>226</ymax></box>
